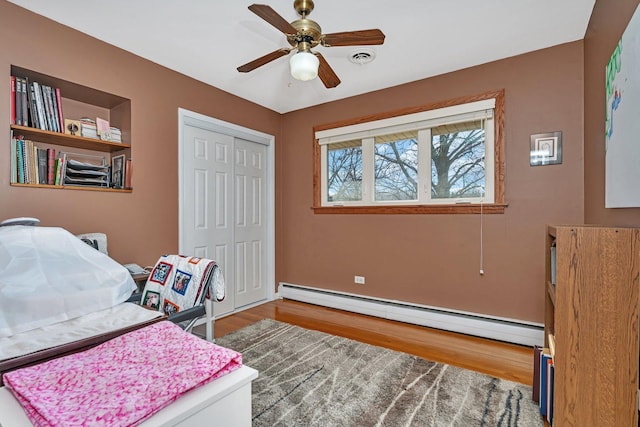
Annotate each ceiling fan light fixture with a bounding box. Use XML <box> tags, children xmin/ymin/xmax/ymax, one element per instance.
<box><xmin>290</xmin><ymin>51</ymin><xmax>319</xmax><ymax>81</ymax></box>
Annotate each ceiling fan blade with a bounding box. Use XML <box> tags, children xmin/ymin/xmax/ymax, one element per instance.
<box><xmin>322</xmin><ymin>29</ymin><xmax>386</xmax><ymax>47</ymax></box>
<box><xmin>316</xmin><ymin>53</ymin><xmax>341</xmax><ymax>88</ymax></box>
<box><xmin>248</xmin><ymin>4</ymin><xmax>297</xmax><ymax>35</ymax></box>
<box><xmin>237</xmin><ymin>49</ymin><xmax>290</xmax><ymax>73</ymax></box>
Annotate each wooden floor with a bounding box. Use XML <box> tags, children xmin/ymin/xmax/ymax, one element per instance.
<box><xmin>210</xmin><ymin>299</ymin><xmax>535</xmax><ymax>386</ymax></box>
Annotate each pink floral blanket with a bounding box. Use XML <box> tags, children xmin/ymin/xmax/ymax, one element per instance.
<box><xmin>3</xmin><ymin>321</ymin><xmax>242</xmax><ymax>426</ymax></box>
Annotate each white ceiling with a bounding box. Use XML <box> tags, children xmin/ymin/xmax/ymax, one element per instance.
<box><xmin>8</xmin><ymin>0</ymin><xmax>595</xmax><ymax>114</ymax></box>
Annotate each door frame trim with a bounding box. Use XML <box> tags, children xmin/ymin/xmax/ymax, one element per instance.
<box><xmin>178</xmin><ymin>108</ymin><xmax>276</xmax><ymax>307</ymax></box>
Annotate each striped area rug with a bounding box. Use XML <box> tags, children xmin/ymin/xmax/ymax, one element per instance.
<box><xmin>216</xmin><ymin>319</ymin><xmax>543</xmax><ymax>427</ymax></box>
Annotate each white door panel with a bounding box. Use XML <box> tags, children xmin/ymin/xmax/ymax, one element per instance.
<box><xmin>182</xmin><ymin>126</ymin><xmax>267</xmax><ymax>316</ymax></box>
<box><xmin>233</xmin><ymin>139</ymin><xmax>267</xmax><ymax>308</ymax></box>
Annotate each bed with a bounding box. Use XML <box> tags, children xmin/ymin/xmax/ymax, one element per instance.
<box><xmin>0</xmin><ymin>225</ymin><xmax>258</xmax><ymax>425</ymax></box>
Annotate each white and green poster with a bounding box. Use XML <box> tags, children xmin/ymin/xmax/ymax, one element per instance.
<box><xmin>605</xmin><ymin>4</ymin><xmax>640</xmax><ymax>207</ymax></box>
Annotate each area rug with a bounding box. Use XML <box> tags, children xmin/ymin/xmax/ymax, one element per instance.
<box><xmin>216</xmin><ymin>319</ymin><xmax>543</xmax><ymax>426</ymax></box>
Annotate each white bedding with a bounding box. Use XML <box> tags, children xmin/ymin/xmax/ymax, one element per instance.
<box><xmin>0</xmin><ymin>303</ymin><xmax>163</xmax><ymax>361</ymax></box>
<box><xmin>0</xmin><ymin>226</ymin><xmax>136</xmax><ymax>338</ymax></box>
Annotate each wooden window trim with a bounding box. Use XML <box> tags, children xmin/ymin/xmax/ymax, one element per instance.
<box><xmin>312</xmin><ymin>89</ymin><xmax>506</xmax><ymax>214</ymax></box>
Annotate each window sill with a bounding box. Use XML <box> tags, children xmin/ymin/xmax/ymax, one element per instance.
<box><xmin>312</xmin><ymin>204</ymin><xmax>508</xmax><ymax>214</ymax></box>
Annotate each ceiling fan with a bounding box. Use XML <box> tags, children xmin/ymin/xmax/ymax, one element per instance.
<box><xmin>237</xmin><ymin>0</ymin><xmax>385</xmax><ymax>88</ymax></box>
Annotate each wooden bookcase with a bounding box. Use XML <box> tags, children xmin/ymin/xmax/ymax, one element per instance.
<box><xmin>9</xmin><ymin>65</ymin><xmax>132</xmax><ymax>192</ymax></box>
<box><xmin>545</xmin><ymin>225</ymin><xmax>639</xmax><ymax>426</ymax></box>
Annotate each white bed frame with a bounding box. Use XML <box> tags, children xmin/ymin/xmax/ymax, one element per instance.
<box><xmin>0</xmin><ymin>365</ymin><xmax>258</xmax><ymax>426</ymax></box>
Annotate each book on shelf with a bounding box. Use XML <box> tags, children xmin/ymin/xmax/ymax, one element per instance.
<box><xmin>546</xmin><ymin>358</ymin><xmax>554</xmax><ymax>425</ymax></box>
<box><xmin>10</xmin><ymin>76</ymin><xmax>16</xmax><ymax>125</ymax></box>
<box><xmin>27</xmin><ymin>79</ymin><xmax>40</xmax><ymax>130</ymax></box>
<box><xmin>49</xmin><ymin>86</ymin><xmax>61</xmax><ymax>133</ymax></box>
<box><xmin>124</xmin><ymin>159</ymin><xmax>132</xmax><ymax>189</ymax></box>
<box><xmin>31</xmin><ymin>81</ymin><xmax>47</xmax><ymax>131</ymax></box>
<box><xmin>532</xmin><ymin>345</ymin><xmax>542</xmax><ymax>403</ymax></box>
<box><xmin>16</xmin><ymin>139</ymin><xmax>25</xmax><ymax>183</ymax></box>
<box><xmin>55</xmin><ymin>88</ymin><xmax>64</xmax><ymax>133</ymax></box>
<box><xmin>20</xmin><ymin>77</ymin><xmax>28</xmax><ymax>129</ymax></box>
<box><xmin>10</xmin><ymin>137</ymin><xmax>17</xmax><ymax>183</ymax></box>
<box><xmin>110</xmin><ymin>126</ymin><xmax>122</xmax><ymax>143</ymax></box>
<box><xmin>46</xmin><ymin>148</ymin><xmax>56</xmax><ymax>185</ymax></box>
<box><xmin>80</xmin><ymin>117</ymin><xmax>98</xmax><ymax>139</ymax></box>
<box><xmin>37</xmin><ymin>147</ymin><xmax>47</xmax><ymax>185</ymax></box>
<box><xmin>54</xmin><ymin>154</ymin><xmax>66</xmax><ymax>186</ymax></box>
<box><xmin>15</xmin><ymin>76</ymin><xmax>22</xmax><ymax>126</ymax></box>
<box><xmin>96</xmin><ymin>117</ymin><xmax>110</xmax><ymax>141</ymax></box>
<box><xmin>42</xmin><ymin>85</ymin><xmax>54</xmax><ymax>131</ymax></box>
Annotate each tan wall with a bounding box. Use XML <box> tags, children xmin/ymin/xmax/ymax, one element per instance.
<box><xmin>0</xmin><ymin>1</ymin><xmax>281</xmax><ymax>266</ymax></box>
<box><xmin>584</xmin><ymin>0</ymin><xmax>640</xmax><ymax>225</ymax></box>
<box><xmin>279</xmin><ymin>42</ymin><xmax>585</xmax><ymax>323</ymax></box>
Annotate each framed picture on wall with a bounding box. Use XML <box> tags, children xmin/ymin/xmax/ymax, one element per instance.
<box><xmin>529</xmin><ymin>131</ymin><xmax>562</xmax><ymax>166</ymax></box>
<box><xmin>111</xmin><ymin>154</ymin><xmax>125</xmax><ymax>189</ymax></box>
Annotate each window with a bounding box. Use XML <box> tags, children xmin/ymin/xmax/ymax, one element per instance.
<box><xmin>314</xmin><ymin>90</ymin><xmax>505</xmax><ymax>214</ymax></box>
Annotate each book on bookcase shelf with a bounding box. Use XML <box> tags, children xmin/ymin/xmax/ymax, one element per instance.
<box><xmin>532</xmin><ymin>345</ymin><xmax>542</xmax><ymax>403</ymax></box>
<box><xmin>15</xmin><ymin>77</ymin><xmax>22</xmax><ymax>126</ymax></box>
<box><xmin>20</xmin><ymin>77</ymin><xmax>28</xmax><ymax>129</ymax></box>
<box><xmin>10</xmin><ymin>76</ymin><xmax>16</xmax><ymax>125</ymax></box>
<box><xmin>124</xmin><ymin>159</ymin><xmax>132</xmax><ymax>189</ymax></box>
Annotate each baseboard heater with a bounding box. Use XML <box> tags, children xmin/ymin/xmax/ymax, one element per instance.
<box><xmin>278</xmin><ymin>282</ymin><xmax>544</xmax><ymax>347</ymax></box>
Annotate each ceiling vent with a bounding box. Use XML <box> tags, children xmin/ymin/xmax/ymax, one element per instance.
<box><xmin>349</xmin><ymin>48</ymin><xmax>376</xmax><ymax>65</ymax></box>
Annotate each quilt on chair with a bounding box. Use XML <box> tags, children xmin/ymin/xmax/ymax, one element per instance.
<box><xmin>141</xmin><ymin>255</ymin><xmax>225</xmax><ymax>317</ymax></box>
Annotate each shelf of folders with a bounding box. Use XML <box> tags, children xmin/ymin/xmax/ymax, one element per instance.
<box><xmin>62</xmin><ymin>153</ymin><xmax>110</xmax><ymax>188</ymax></box>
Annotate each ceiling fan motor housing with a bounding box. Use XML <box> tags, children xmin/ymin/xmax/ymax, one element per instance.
<box><xmin>289</xmin><ymin>19</ymin><xmax>322</xmax><ymax>48</ymax></box>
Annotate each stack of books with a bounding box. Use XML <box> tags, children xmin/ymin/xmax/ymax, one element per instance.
<box><xmin>80</xmin><ymin>118</ymin><xmax>98</xmax><ymax>139</ymax></box>
<box><xmin>110</xmin><ymin>126</ymin><xmax>122</xmax><ymax>143</ymax></box>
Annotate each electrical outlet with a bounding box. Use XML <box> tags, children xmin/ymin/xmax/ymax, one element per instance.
<box><xmin>354</xmin><ymin>275</ymin><xmax>365</xmax><ymax>284</ymax></box>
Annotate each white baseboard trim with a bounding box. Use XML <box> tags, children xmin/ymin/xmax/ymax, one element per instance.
<box><xmin>279</xmin><ymin>282</ymin><xmax>544</xmax><ymax>347</ymax></box>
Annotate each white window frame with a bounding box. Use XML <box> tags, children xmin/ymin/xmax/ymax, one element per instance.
<box><xmin>316</xmin><ymin>98</ymin><xmax>497</xmax><ymax>208</ymax></box>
